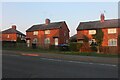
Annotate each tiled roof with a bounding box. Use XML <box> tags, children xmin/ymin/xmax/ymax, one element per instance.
<box><xmin>70</xmin><ymin>34</ymin><xmax>77</xmax><ymax>39</ymax></box>
<box><xmin>2</xmin><ymin>28</ymin><xmax>25</xmax><ymax>36</ymax></box>
<box><xmin>26</xmin><ymin>21</ymin><xmax>65</xmax><ymax>32</ymax></box>
<box><xmin>77</xmin><ymin>19</ymin><xmax>120</xmax><ymax>30</ymax></box>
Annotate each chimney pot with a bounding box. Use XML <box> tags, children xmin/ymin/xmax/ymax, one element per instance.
<box><xmin>12</xmin><ymin>25</ymin><xmax>16</xmax><ymax>30</ymax></box>
<box><xmin>45</xmin><ymin>19</ymin><xmax>50</xmax><ymax>25</ymax></box>
<box><xmin>100</xmin><ymin>13</ymin><xmax>105</xmax><ymax>23</ymax></box>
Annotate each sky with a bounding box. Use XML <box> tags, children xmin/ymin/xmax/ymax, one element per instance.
<box><xmin>1</xmin><ymin>1</ymin><xmax>119</xmax><ymax>36</ymax></box>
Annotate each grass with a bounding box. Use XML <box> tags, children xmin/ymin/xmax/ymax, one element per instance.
<box><xmin>60</xmin><ymin>51</ymin><xmax>119</xmax><ymax>58</ymax></box>
<box><xmin>2</xmin><ymin>46</ymin><xmax>119</xmax><ymax>58</ymax></box>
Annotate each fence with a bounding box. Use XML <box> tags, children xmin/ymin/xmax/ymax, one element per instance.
<box><xmin>99</xmin><ymin>46</ymin><xmax>119</xmax><ymax>54</ymax></box>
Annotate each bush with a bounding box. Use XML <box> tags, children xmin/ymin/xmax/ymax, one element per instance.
<box><xmin>58</xmin><ymin>44</ymin><xmax>69</xmax><ymax>51</ymax></box>
<box><xmin>49</xmin><ymin>45</ymin><xmax>58</xmax><ymax>50</ymax></box>
<box><xmin>69</xmin><ymin>42</ymin><xmax>82</xmax><ymax>51</ymax></box>
<box><xmin>90</xmin><ymin>46</ymin><xmax>97</xmax><ymax>52</ymax></box>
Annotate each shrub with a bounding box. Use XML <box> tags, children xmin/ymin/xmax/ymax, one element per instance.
<box><xmin>49</xmin><ymin>45</ymin><xmax>57</xmax><ymax>50</ymax></box>
<box><xmin>69</xmin><ymin>42</ymin><xmax>82</xmax><ymax>51</ymax></box>
<box><xmin>90</xmin><ymin>46</ymin><xmax>97</xmax><ymax>52</ymax></box>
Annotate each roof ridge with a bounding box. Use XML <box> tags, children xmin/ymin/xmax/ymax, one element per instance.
<box><xmin>32</xmin><ymin>21</ymin><xmax>65</xmax><ymax>26</ymax></box>
<box><xmin>80</xmin><ymin>18</ymin><xmax>119</xmax><ymax>23</ymax></box>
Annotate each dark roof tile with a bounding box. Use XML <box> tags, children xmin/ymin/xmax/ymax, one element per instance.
<box><xmin>2</xmin><ymin>28</ymin><xmax>25</xmax><ymax>36</ymax></box>
<box><xmin>26</xmin><ymin>21</ymin><xmax>64</xmax><ymax>32</ymax></box>
<box><xmin>77</xmin><ymin>19</ymin><xmax>120</xmax><ymax>30</ymax></box>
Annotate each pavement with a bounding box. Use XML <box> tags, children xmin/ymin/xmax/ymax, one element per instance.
<box><xmin>2</xmin><ymin>50</ymin><xmax>119</xmax><ymax>65</ymax></box>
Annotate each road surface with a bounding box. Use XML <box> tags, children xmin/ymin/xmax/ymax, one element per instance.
<box><xmin>2</xmin><ymin>50</ymin><xmax>118</xmax><ymax>78</ymax></box>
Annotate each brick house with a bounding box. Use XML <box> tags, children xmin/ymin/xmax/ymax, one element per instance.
<box><xmin>2</xmin><ymin>25</ymin><xmax>25</xmax><ymax>42</ymax></box>
<box><xmin>26</xmin><ymin>19</ymin><xmax>70</xmax><ymax>48</ymax></box>
<box><xmin>76</xmin><ymin>14</ymin><xmax>120</xmax><ymax>53</ymax></box>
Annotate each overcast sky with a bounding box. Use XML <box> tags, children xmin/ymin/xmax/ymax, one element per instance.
<box><xmin>1</xmin><ymin>1</ymin><xmax>119</xmax><ymax>36</ymax></box>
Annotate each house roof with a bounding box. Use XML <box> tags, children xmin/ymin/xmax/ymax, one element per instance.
<box><xmin>70</xmin><ymin>34</ymin><xmax>77</xmax><ymax>40</ymax></box>
<box><xmin>77</xmin><ymin>19</ymin><xmax>120</xmax><ymax>30</ymax></box>
<box><xmin>26</xmin><ymin>21</ymin><xmax>66</xmax><ymax>32</ymax></box>
<box><xmin>2</xmin><ymin>28</ymin><xmax>25</xmax><ymax>36</ymax></box>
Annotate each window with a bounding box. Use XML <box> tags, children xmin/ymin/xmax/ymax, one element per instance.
<box><xmin>45</xmin><ymin>38</ymin><xmax>50</xmax><ymax>44</ymax></box>
<box><xmin>33</xmin><ymin>38</ymin><xmax>38</xmax><ymax>44</ymax></box>
<box><xmin>89</xmin><ymin>39</ymin><xmax>96</xmax><ymax>45</ymax></box>
<box><xmin>33</xmin><ymin>31</ymin><xmax>38</xmax><ymax>35</ymax></box>
<box><xmin>108</xmin><ymin>28</ymin><xmax>116</xmax><ymax>34</ymax></box>
<box><xmin>78</xmin><ymin>40</ymin><xmax>83</xmax><ymax>43</ymax></box>
<box><xmin>45</xmin><ymin>30</ymin><xmax>50</xmax><ymax>34</ymax></box>
<box><xmin>66</xmin><ymin>40</ymin><xmax>68</xmax><ymax>43</ymax></box>
<box><xmin>64</xmin><ymin>31</ymin><xmax>67</xmax><ymax>36</ymax></box>
<box><xmin>108</xmin><ymin>39</ymin><xmax>117</xmax><ymax>46</ymax></box>
<box><xmin>89</xmin><ymin>30</ymin><xmax>96</xmax><ymax>35</ymax></box>
<box><xmin>7</xmin><ymin>35</ymin><xmax>9</xmax><ymax>38</ymax></box>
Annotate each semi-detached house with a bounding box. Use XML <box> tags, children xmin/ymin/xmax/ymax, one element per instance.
<box><xmin>26</xmin><ymin>19</ymin><xmax>70</xmax><ymax>48</ymax></box>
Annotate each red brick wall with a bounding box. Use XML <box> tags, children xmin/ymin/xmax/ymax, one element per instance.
<box><xmin>77</xmin><ymin>28</ymin><xmax>120</xmax><ymax>46</ymax></box>
<box><xmin>2</xmin><ymin>33</ymin><xmax>17</xmax><ymax>41</ymax></box>
<box><xmin>59</xmin><ymin>22</ymin><xmax>70</xmax><ymax>44</ymax></box>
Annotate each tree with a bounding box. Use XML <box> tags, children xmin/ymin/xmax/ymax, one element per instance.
<box><xmin>92</xmin><ymin>29</ymin><xmax>104</xmax><ymax>53</ymax></box>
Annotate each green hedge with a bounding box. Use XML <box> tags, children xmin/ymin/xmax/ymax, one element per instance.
<box><xmin>69</xmin><ymin>42</ymin><xmax>82</xmax><ymax>51</ymax></box>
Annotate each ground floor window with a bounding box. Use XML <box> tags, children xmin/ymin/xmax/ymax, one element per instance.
<box><xmin>33</xmin><ymin>38</ymin><xmax>38</xmax><ymax>44</ymax></box>
<box><xmin>89</xmin><ymin>39</ymin><xmax>96</xmax><ymax>45</ymax></box>
<box><xmin>108</xmin><ymin>39</ymin><xmax>117</xmax><ymax>46</ymax></box>
<box><xmin>45</xmin><ymin>38</ymin><xmax>50</xmax><ymax>44</ymax></box>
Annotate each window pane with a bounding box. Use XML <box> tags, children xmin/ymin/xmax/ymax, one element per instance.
<box><xmin>108</xmin><ymin>39</ymin><xmax>117</xmax><ymax>46</ymax></box>
<box><xmin>89</xmin><ymin>30</ymin><xmax>96</xmax><ymax>34</ymax></box>
<box><xmin>108</xmin><ymin>28</ymin><xmax>116</xmax><ymax>34</ymax></box>
<box><xmin>45</xmin><ymin>30</ymin><xmax>50</xmax><ymax>34</ymax></box>
<box><xmin>33</xmin><ymin>31</ymin><xmax>38</xmax><ymax>35</ymax></box>
<box><xmin>45</xmin><ymin>38</ymin><xmax>50</xmax><ymax>44</ymax></box>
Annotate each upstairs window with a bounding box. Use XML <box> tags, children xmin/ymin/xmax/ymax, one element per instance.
<box><xmin>108</xmin><ymin>28</ymin><xmax>116</xmax><ymax>34</ymax></box>
<box><xmin>108</xmin><ymin>39</ymin><xmax>117</xmax><ymax>46</ymax></box>
<box><xmin>33</xmin><ymin>31</ymin><xmax>38</xmax><ymax>35</ymax></box>
<box><xmin>45</xmin><ymin>30</ymin><xmax>50</xmax><ymax>34</ymax></box>
<box><xmin>89</xmin><ymin>30</ymin><xmax>96</xmax><ymax>35</ymax></box>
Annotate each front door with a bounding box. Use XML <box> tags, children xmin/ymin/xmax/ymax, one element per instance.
<box><xmin>55</xmin><ymin>38</ymin><xmax>58</xmax><ymax>46</ymax></box>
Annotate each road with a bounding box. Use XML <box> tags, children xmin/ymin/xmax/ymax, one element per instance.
<box><xmin>2</xmin><ymin>50</ymin><xmax>118</xmax><ymax>78</ymax></box>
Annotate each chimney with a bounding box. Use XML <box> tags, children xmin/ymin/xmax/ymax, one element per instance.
<box><xmin>100</xmin><ymin>13</ymin><xmax>105</xmax><ymax>23</ymax></box>
<box><xmin>45</xmin><ymin>18</ymin><xmax>50</xmax><ymax>25</ymax></box>
<box><xmin>12</xmin><ymin>25</ymin><xmax>16</xmax><ymax>30</ymax></box>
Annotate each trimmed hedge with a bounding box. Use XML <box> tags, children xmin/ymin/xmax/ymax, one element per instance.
<box><xmin>69</xmin><ymin>42</ymin><xmax>82</xmax><ymax>51</ymax></box>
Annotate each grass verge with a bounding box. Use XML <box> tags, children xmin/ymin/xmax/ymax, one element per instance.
<box><xmin>2</xmin><ymin>46</ymin><xmax>119</xmax><ymax>58</ymax></box>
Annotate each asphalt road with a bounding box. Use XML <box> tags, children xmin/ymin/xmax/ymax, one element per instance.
<box><xmin>2</xmin><ymin>51</ymin><xmax>118</xmax><ymax>78</ymax></box>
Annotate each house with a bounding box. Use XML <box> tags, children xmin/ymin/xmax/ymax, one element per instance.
<box><xmin>70</xmin><ymin>34</ymin><xmax>77</xmax><ymax>42</ymax></box>
<box><xmin>76</xmin><ymin>14</ymin><xmax>120</xmax><ymax>53</ymax></box>
<box><xmin>2</xmin><ymin>25</ymin><xmax>26</xmax><ymax>42</ymax></box>
<box><xmin>26</xmin><ymin>19</ymin><xmax>70</xmax><ymax>48</ymax></box>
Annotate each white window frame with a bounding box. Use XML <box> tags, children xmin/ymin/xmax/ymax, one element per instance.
<box><xmin>33</xmin><ymin>31</ymin><xmax>38</xmax><ymax>35</ymax></box>
<box><xmin>45</xmin><ymin>30</ymin><xmax>50</xmax><ymax>34</ymax></box>
<box><xmin>108</xmin><ymin>28</ymin><xmax>116</xmax><ymax>34</ymax></box>
<box><xmin>108</xmin><ymin>39</ymin><xmax>117</xmax><ymax>46</ymax></box>
<box><xmin>89</xmin><ymin>30</ymin><xmax>96</xmax><ymax>35</ymax></box>
<box><xmin>45</xmin><ymin>38</ymin><xmax>50</xmax><ymax>44</ymax></box>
